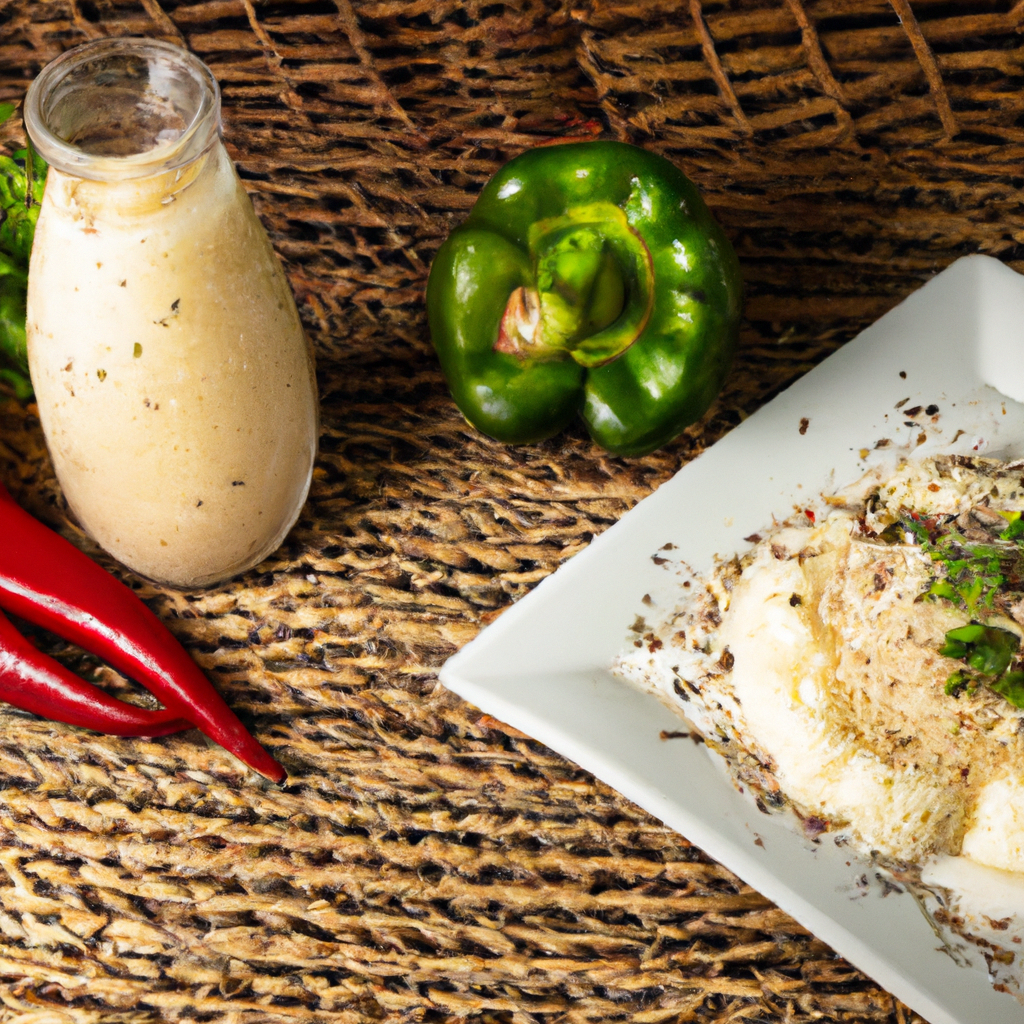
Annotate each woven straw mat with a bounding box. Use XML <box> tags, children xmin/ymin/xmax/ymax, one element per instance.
<box><xmin>1</xmin><ymin>0</ymin><xmax>1022</xmax><ymax>1021</ymax></box>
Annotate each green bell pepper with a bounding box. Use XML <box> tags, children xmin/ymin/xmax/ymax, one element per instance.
<box><xmin>426</xmin><ymin>141</ymin><xmax>742</xmax><ymax>457</ymax></box>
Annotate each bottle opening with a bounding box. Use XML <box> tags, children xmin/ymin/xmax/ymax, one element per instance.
<box><xmin>25</xmin><ymin>38</ymin><xmax>220</xmax><ymax>180</ymax></box>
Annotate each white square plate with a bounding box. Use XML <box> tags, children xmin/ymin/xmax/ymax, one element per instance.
<box><xmin>440</xmin><ymin>254</ymin><xmax>1024</xmax><ymax>1024</ymax></box>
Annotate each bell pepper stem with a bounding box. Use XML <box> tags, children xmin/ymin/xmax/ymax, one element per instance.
<box><xmin>493</xmin><ymin>201</ymin><xmax>654</xmax><ymax>370</ymax></box>
<box><xmin>495</xmin><ymin>285</ymin><xmax>545</xmax><ymax>359</ymax></box>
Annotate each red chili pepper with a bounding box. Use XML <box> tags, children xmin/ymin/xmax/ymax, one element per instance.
<box><xmin>0</xmin><ymin>608</ymin><xmax>188</xmax><ymax>736</ymax></box>
<box><xmin>0</xmin><ymin>485</ymin><xmax>285</xmax><ymax>782</ymax></box>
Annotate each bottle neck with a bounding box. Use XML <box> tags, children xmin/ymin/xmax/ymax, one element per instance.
<box><xmin>43</xmin><ymin>140</ymin><xmax>234</xmax><ymax>224</ymax></box>
<box><xmin>25</xmin><ymin>38</ymin><xmax>221</xmax><ymax>184</ymax></box>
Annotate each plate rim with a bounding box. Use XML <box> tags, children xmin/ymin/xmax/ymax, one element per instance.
<box><xmin>440</xmin><ymin>253</ymin><xmax>1024</xmax><ymax>1024</ymax></box>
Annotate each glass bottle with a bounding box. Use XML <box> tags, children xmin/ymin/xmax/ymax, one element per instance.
<box><xmin>24</xmin><ymin>37</ymin><xmax>318</xmax><ymax>588</ymax></box>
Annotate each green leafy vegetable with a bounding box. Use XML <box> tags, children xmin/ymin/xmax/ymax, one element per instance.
<box><xmin>0</xmin><ymin>103</ymin><xmax>46</xmax><ymax>400</ymax></box>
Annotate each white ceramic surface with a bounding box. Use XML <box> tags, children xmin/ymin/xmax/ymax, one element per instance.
<box><xmin>440</xmin><ymin>254</ymin><xmax>1024</xmax><ymax>1024</ymax></box>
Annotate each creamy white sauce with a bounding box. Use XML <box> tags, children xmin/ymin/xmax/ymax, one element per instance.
<box><xmin>27</xmin><ymin>142</ymin><xmax>318</xmax><ymax>586</ymax></box>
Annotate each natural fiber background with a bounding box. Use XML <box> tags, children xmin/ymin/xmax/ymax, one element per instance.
<box><xmin>1</xmin><ymin>0</ymin><xmax>1022</xmax><ymax>1020</ymax></box>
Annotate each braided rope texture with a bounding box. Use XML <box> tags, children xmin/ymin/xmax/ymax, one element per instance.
<box><xmin>1</xmin><ymin>0</ymin><xmax>1023</xmax><ymax>1019</ymax></box>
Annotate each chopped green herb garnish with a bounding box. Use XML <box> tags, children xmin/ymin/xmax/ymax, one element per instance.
<box><xmin>1000</xmin><ymin>515</ymin><xmax>1024</xmax><ymax>543</ymax></box>
<box><xmin>939</xmin><ymin>623</ymin><xmax>1024</xmax><ymax>707</ymax></box>
<box><xmin>944</xmin><ymin>669</ymin><xmax>972</xmax><ymax>698</ymax></box>
<box><xmin>991</xmin><ymin>671</ymin><xmax>1024</xmax><ymax>708</ymax></box>
<box><xmin>898</xmin><ymin>511</ymin><xmax>1015</xmax><ymax>616</ymax></box>
<box><xmin>896</xmin><ymin>507</ymin><xmax>1024</xmax><ymax>708</ymax></box>
<box><xmin>940</xmin><ymin>622</ymin><xmax>1017</xmax><ymax>675</ymax></box>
